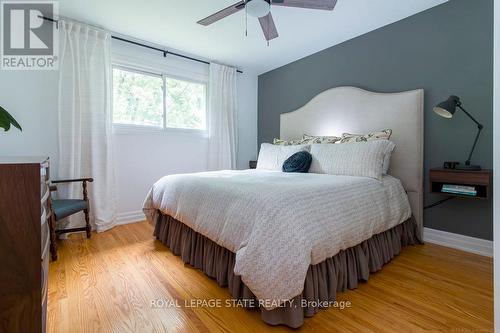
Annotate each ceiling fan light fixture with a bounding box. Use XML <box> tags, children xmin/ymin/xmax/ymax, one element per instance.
<box><xmin>246</xmin><ymin>0</ymin><xmax>271</xmax><ymax>18</ymax></box>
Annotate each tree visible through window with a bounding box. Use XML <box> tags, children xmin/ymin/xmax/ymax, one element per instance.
<box><xmin>112</xmin><ymin>66</ymin><xmax>207</xmax><ymax>131</ymax></box>
<box><xmin>113</xmin><ymin>68</ymin><xmax>163</xmax><ymax>127</ymax></box>
<box><xmin>165</xmin><ymin>77</ymin><xmax>206</xmax><ymax>130</ymax></box>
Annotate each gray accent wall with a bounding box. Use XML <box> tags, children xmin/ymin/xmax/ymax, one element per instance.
<box><xmin>258</xmin><ymin>0</ymin><xmax>493</xmax><ymax>240</ymax></box>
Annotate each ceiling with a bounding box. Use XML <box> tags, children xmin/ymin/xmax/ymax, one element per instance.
<box><xmin>59</xmin><ymin>0</ymin><xmax>448</xmax><ymax>75</ymax></box>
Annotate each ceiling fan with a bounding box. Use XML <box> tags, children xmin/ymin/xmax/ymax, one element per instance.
<box><xmin>197</xmin><ymin>0</ymin><xmax>338</xmax><ymax>42</ymax></box>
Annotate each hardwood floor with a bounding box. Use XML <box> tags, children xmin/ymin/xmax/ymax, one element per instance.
<box><xmin>48</xmin><ymin>221</ymin><xmax>493</xmax><ymax>333</ymax></box>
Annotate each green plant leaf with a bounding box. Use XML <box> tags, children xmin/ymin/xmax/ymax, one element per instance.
<box><xmin>0</xmin><ymin>112</ymin><xmax>11</xmax><ymax>131</ymax></box>
<box><xmin>0</xmin><ymin>106</ymin><xmax>22</xmax><ymax>132</ymax></box>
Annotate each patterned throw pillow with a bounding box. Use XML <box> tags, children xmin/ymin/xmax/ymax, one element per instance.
<box><xmin>273</xmin><ymin>138</ymin><xmax>306</xmax><ymax>146</ymax></box>
<box><xmin>301</xmin><ymin>134</ymin><xmax>341</xmax><ymax>144</ymax></box>
<box><xmin>339</xmin><ymin>129</ymin><xmax>392</xmax><ymax>143</ymax></box>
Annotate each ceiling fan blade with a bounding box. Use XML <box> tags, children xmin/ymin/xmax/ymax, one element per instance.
<box><xmin>272</xmin><ymin>0</ymin><xmax>337</xmax><ymax>11</ymax></box>
<box><xmin>259</xmin><ymin>12</ymin><xmax>279</xmax><ymax>41</ymax></box>
<box><xmin>197</xmin><ymin>1</ymin><xmax>246</xmax><ymax>26</ymax></box>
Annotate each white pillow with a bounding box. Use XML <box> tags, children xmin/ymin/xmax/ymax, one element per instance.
<box><xmin>382</xmin><ymin>143</ymin><xmax>395</xmax><ymax>174</ymax></box>
<box><xmin>309</xmin><ymin>140</ymin><xmax>395</xmax><ymax>180</ymax></box>
<box><xmin>338</xmin><ymin>130</ymin><xmax>394</xmax><ymax>174</ymax></box>
<box><xmin>257</xmin><ymin>143</ymin><xmax>310</xmax><ymax>171</ymax></box>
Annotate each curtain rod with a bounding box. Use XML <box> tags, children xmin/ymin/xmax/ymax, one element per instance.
<box><xmin>40</xmin><ymin>16</ymin><xmax>243</xmax><ymax>74</ymax></box>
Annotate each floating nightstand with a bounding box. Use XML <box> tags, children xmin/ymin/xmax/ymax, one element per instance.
<box><xmin>429</xmin><ymin>168</ymin><xmax>492</xmax><ymax>199</ymax></box>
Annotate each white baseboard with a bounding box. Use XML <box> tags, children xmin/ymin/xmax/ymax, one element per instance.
<box><xmin>423</xmin><ymin>227</ymin><xmax>493</xmax><ymax>257</ymax></box>
<box><xmin>116</xmin><ymin>210</ymin><xmax>145</xmax><ymax>225</ymax></box>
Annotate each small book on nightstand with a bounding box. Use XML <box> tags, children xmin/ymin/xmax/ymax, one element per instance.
<box><xmin>441</xmin><ymin>184</ymin><xmax>477</xmax><ymax>196</ymax></box>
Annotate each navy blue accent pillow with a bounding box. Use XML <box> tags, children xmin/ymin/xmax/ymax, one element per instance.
<box><xmin>282</xmin><ymin>151</ymin><xmax>312</xmax><ymax>173</ymax></box>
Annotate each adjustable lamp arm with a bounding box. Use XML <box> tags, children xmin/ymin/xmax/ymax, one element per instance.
<box><xmin>457</xmin><ymin>104</ymin><xmax>483</xmax><ymax>166</ymax></box>
<box><xmin>457</xmin><ymin>103</ymin><xmax>483</xmax><ymax>128</ymax></box>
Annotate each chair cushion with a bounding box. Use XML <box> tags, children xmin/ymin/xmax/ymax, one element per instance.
<box><xmin>52</xmin><ymin>199</ymin><xmax>88</xmax><ymax>220</ymax></box>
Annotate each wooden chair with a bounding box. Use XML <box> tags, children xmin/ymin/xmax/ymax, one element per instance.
<box><xmin>47</xmin><ymin>178</ymin><xmax>93</xmax><ymax>261</ymax></box>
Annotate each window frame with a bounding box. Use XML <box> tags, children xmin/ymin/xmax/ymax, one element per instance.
<box><xmin>163</xmin><ymin>73</ymin><xmax>209</xmax><ymax>132</ymax></box>
<box><xmin>111</xmin><ymin>64</ymin><xmax>209</xmax><ymax>136</ymax></box>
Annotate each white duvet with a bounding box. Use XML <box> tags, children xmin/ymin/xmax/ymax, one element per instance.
<box><xmin>143</xmin><ymin>169</ymin><xmax>411</xmax><ymax>310</ymax></box>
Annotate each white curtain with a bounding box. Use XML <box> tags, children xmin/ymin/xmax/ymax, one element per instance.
<box><xmin>57</xmin><ymin>21</ymin><xmax>117</xmax><ymax>232</ymax></box>
<box><xmin>207</xmin><ymin>63</ymin><xmax>238</xmax><ymax>170</ymax></box>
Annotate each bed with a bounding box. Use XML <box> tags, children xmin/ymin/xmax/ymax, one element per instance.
<box><xmin>143</xmin><ymin>86</ymin><xmax>424</xmax><ymax>328</ymax></box>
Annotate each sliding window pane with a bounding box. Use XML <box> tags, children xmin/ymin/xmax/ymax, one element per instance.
<box><xmin>165</xmin><ymin>77</ymin><xmax>206</xmax><ymax>130</ymax></box>
<box><xmin>112</xmin><ymin>68</ymin><xmax>163</xmax><ymax>127</ymax></box>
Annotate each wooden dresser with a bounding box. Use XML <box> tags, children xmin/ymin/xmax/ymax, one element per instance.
<box><xmin>0</xmin><ymin>157</ymin><xmax>50</xmax><ymax>333</ymax></box>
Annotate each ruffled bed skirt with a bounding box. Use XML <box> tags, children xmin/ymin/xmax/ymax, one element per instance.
<box><xmin>154</xmin><ymin>214</ymin><xmax>422</xmax><ymax>328</ymax></box>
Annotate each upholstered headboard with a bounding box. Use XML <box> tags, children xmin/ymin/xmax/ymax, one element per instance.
<box><xmin>280</xmin><ymin>86</ymin><xmax>424</xmax><ymax>237</ymax></box>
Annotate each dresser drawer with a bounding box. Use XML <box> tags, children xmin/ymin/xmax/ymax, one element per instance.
<box><xmin>40</xmin><ymin>160</ymin><xmax>49</xmax><ymax>214</ymax></box>
<box><xmin>41</xmin><ymin>158</ymin><xmax>50</xmax><ymax>333</ymax></box>
<box><xmin>41</xmin><ymin>211</ymin><xmax>50</xmax><ymax>256</ymax></box>
<box><xmin>41</xmin><ymin>229</ymin><xmax>50</xmax><ymax>306</ymax></box>
<box><xmin>41</xmin><ymin>183</ymin><xmax>50</xmax><ymax>216</ymax></box>
<box><xmin>41</xmin><ymin>182</ymin><xmax>49</xmax><ymax>205</ymax></box>
<box><xmin>41</xmin><ymin>251</ymin><xmax>49</xmax><ymax>333</ymax></box>
<box><xmin>41</xmin><ymin>295</ymin><xmax>47</xmax><ymax>333</ymax></box>
<box><xmin>40</xmin><ymin>168</ymin><xmax>48</xmax><ymax>191</ymax></box>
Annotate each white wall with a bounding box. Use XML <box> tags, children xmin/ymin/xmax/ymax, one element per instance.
<box><xmin>236</xmin><ymin>70</ymin><xmax>258</xmax><ymax>170</ymax></box>
<box><xmin>0</xmin><ymin>38</ymin><xmax>258</xmax><ymax>224</ymax></box>
<box><xmin>0</xmin><ymin>70</ymin><xmax>59</xmax><ymax>172</ymax></box>
<box><xmin>494</xmin><ymin>0</ymin><xmax>499</xmax><ymax>330</ymax></box>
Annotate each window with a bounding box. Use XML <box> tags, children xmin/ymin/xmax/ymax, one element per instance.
<box><xmin>112</xmin><ymin>66</ymin><xmax>207</xmax><ymax>131</ymax></box>
<box><xmin>113</xmin><ymin>68</ymin><xmax>163</xmax><ymax>128</ymax></box>
<box><xmin>165</xmin><ymin>77</ymin><xmax>206</xmax><ymax>130</ymax></box>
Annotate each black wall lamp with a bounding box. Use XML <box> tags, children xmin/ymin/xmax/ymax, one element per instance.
<box><xmin>433</xmin><ymin>95</ymin><xmax>483</xmax><ymax>171</ymax></box>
